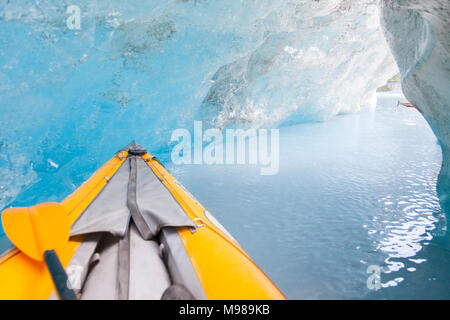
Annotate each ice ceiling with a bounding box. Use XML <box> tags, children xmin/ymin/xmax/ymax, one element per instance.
<box><xmin>0</xmin><ymin>0</ymin><xmax>413</xmax><ymax>209</ymax></box>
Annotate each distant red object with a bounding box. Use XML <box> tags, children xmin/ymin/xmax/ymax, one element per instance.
<box><xmin>397</xmin><ymin>100</ymin><xmax>414</xmax><ymax>107</ymax></box>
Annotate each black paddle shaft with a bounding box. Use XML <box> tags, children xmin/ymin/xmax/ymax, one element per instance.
<box><xmin>43</xmin><ymin>250</ymin><xmax>77</xmax><ymax>300</ymax></box>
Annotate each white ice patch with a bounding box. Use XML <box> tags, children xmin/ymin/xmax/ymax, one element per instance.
<box><xmin>48</xmin><ymin>159</ymin><xmax>59</xmax><ymax>169</ymax></box>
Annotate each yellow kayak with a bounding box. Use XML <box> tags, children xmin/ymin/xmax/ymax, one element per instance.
<box><xmin>0</xmin><ymin>142</ymin><xmax>285</xmax><ymax>300</ymax></box>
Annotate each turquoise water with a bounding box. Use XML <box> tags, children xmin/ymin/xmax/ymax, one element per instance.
<box><xmin>166</xmin><ymin>93</ymin><xmax>449</xmax><ymax>299</ymax></box>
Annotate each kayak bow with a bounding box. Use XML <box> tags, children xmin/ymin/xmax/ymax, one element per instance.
<box><xmin>0</xmin><ymin>142</ymin><xmax>285</xmax><ymax>300</ymax></box>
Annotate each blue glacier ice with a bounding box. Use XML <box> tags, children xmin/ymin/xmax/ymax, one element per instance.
<box><xmin>380</xmin><ymin>0</ymin><xmax>450</xmax><ymax>216</ymax></box>
<box><xmin>0</xmin><ymin>0</ymin><xmax>398</xmax><ymax>210</ymax></box>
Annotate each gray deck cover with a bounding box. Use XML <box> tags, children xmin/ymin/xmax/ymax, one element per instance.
<box><xmin>135</xmin><ymin>157</ymin><xmax>195</xmax><ymax>239</ymax></box>
<box><xmin>159</xmin><ymin>228</ymin><xmax>207</xmax><ymax>300</ymax></box>
<box><xmin>70</xmin><ymin>157</ymin><xmax>195</xmax><ymax>239</ymax></box>
<box><xmin>66</xmin><ymin>148</ymin><xmax>204</xmax><ymax>300</ymax></box>
<box><xmin>80</xmin><ymin>224</ymin><xmax>172</xmax><ymax>300</ymax></box>
<box><xmin>80</xmin><ymin>233</ymin><xmax>121</xmax><ymax>300</ymax></box>
<box><xmin>129</xmin><ymin>223</ymin><xmax>171</xmax><ymax>299</ymax></box>
<box><xmin>70</xmin><ymin>161</ymin><xmax>130</xmax><ymax>237</ymax></box>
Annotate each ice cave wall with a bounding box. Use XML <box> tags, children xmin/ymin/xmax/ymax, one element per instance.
<box><xmin>0</xmin><ymin>0</ymin><xmax>398</xmax><ymax>209</ymax></box>
<box><xmin>200</xmin><ymin>0</ymin><xmax>397</xmax><ymax>128</ymax></box>
<box><xmin>380</xmin><ymin>0</ymin><xmax>450</xmax><ymax>215</ymax></box>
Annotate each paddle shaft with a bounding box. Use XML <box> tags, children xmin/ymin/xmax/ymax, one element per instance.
<box><xmin>43</xmin><ymin>250</ymin><xmax>77</xmax><ymax>300</ymax></box>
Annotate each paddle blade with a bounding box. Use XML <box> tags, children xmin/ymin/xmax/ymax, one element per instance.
<box><xmin>1</xmin><ymin>202</ymin><xmax>70</xmax><ymax>261</ymax></box>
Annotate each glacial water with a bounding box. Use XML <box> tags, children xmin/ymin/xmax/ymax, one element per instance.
<box><xmin>166</xmin><ymin>93</ymin><xmax>449</xmax><ymax>299</ymax></box>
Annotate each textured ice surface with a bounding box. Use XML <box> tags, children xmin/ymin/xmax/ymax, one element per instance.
<box><xmin>0</xmin><ymin>0</ymin><xmax>397</xmax><ymax>209</ymax></box>
<box><xmin>380</xmin><ymin>0</ymin><xmax>450</xmax><ymax>215</ymax></box>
